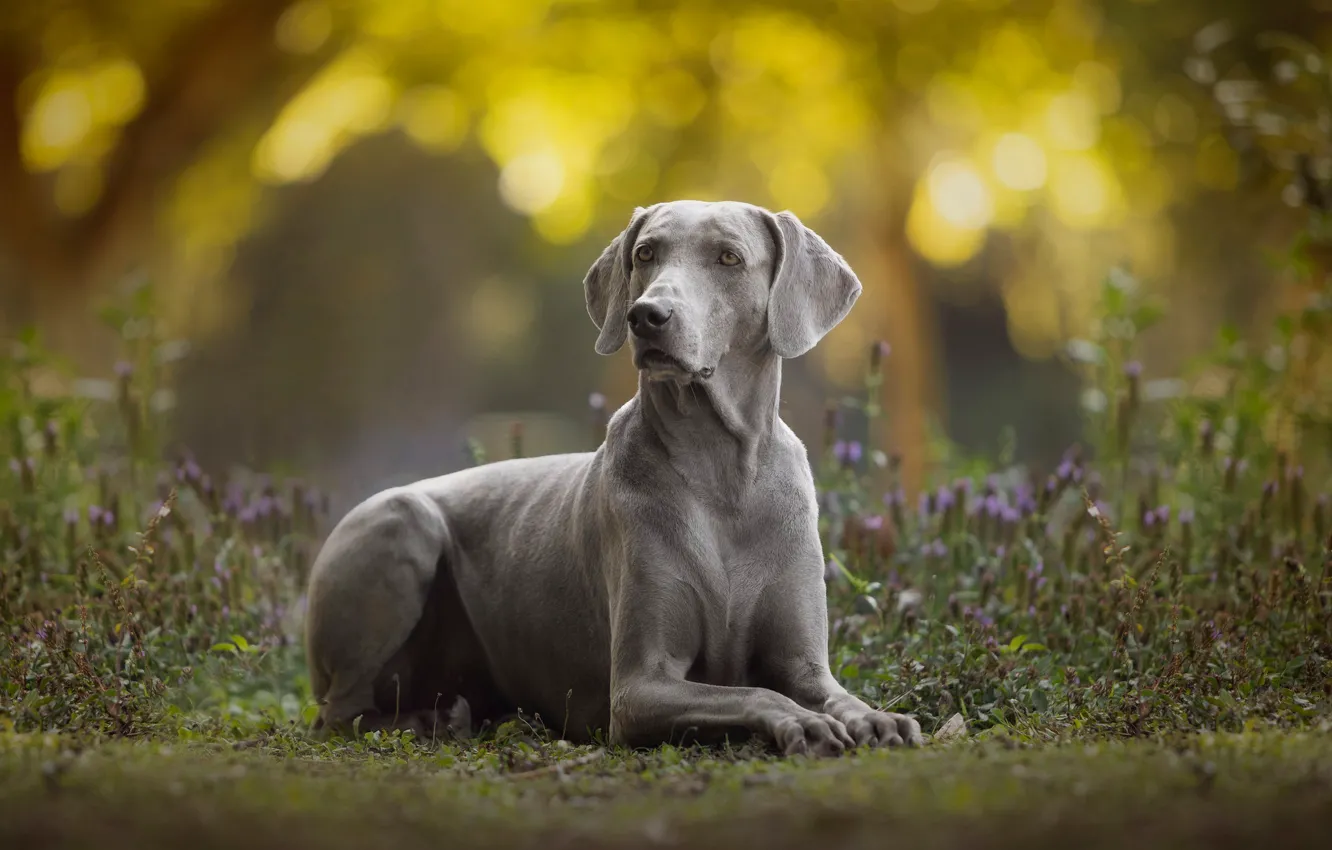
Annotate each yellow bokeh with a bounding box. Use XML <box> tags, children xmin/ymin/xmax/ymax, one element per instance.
<box><xmin>1048</xmin><ymin>152</ymin><xmax>1124</xmax><ymax>229</ymax></box>
<box><xmin>21</xmin><ymin>73</ymin><xmax>93</xmax><ymax>171</ymax></box>
<box><xmin>1045</xmin><ymin>91</ymin><xmax>1100</xmax><ymax>151</ymax></box>
<box><xmin>275</xmin><ymin>0</ymin><xmax>334</xmax><ymax>55</ymax></box>
<box><xmin>907</xmin><ymin>169</ymin><xmax>989</xmax><ymax>268</ymax></box>
<box><xmin>398</xmin><ymin>85</ymin><xmax>470</xmax><ymax>153</ymax></box>
<box><xmin>992</xmin><ymin>133</ymin><xmax>1048</xmax><ymax>191</ymax></box>
<box><xmin>252</xmin><ymin>48</ymin><xmax>396</xmax><ymax>184</ymax></box>
<box><xmin>928</xmin><ymin>158</ymin><xmax>993</xmax><ymax>230</ymax></box>
<box><xmin>499</xmin><ymin>149</ymin><xmax>566</xmax><ymax>213</ymax></box>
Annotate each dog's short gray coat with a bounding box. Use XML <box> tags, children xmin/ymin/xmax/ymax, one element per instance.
<box><xmin>304</xmin><ymin>200</ymin><xmax>922</xmax><ymax>756</ymax></box>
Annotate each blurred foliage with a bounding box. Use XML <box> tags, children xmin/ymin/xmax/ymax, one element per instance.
<box><xmin>1</xmin><ymin>0</ymin><xmax>1327</xmax><ymax>369</ymax></box>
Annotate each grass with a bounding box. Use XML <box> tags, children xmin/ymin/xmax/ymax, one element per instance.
<box><xmin>3</xmin><ymin>728</ymin><xmax>1332</xmax><ymax>849</ymax></box>
<box><xmin>1</xmin><ymin>262</ymin><xmax>1331</xmax><ymax>848</ymax></box>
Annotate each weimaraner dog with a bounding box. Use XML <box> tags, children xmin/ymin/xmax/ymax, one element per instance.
<box><xmin>304</xmin><ymin>200</ymin><xmax>923</xmax><ymax>756</ymax></box>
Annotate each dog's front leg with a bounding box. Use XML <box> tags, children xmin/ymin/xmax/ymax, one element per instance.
<box><xmin>759</xmin><ymin>568</ymin><xmax>924</xmax><ymax>750</ymax></box>
<box><xmin>604</xmin><ymin>539</ymin><xmax>854</xmax><ymax>756</ymax></box>
<box><xmin>609</xmin><ymin>672</ymin><xmax>855</xmax><ymax>757</ymax></box>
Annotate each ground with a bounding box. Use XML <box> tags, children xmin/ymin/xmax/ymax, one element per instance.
<box><xmin>3</xmin><ymin>725</ymin><xmax>1332</xmax><ymax>850</ymax></box>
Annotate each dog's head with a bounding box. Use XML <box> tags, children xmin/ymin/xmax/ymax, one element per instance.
<box><xmin>583</xmin><ymin>200</ymin><xmax>862</xmax><ymax>382</ymax></box>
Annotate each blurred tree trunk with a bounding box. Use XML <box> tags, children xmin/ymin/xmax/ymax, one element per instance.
<box><xmin>0</xmin><ymin>0</ymin><xmax>322</xmax><ymax>366</ymax></box>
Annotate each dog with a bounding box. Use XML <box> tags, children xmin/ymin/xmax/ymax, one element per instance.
<box><xmin>303</xmin><ymin>200</ymin><xmax>923</xmax><ymax>756</ymax></box>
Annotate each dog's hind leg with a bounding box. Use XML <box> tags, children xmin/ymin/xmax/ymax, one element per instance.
<box><xmin>304</xmin><ymin>490</ymin><xmax>448</xmax><ymax>735</ymax></box>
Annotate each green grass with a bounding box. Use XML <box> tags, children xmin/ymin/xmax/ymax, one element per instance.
<box><xmin>2</xmin><ymin>269</ymin><xmax>1332</xmax><ymax>848</ymax></box>
<box><xmin>3</xmin><ymin>727</ymin><xmax>1332</xmax><ymax>849</ymax></box>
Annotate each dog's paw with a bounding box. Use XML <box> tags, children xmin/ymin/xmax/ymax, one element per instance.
<box><xmin>774</xmin><ymin>712</ymin><xmax>855</xmax><ymax>758</ymax></box>
<box><xmin>843</xmin><ymin>710</ymin><xmax>923</xmax><ymax>749</ymax></box>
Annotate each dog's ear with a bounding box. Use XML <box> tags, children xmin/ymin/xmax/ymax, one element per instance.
<box><xmin>585</xmin><ymin>205</ymin><xmax>653</xmax><ymax>356</ymax></box>
<box><xmin>762</xmin><ymin>209</ymin><xmax>863</xmax><ymax>359</ymax></box>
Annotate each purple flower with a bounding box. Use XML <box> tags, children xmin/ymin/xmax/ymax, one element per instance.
<box><xmin>1056</xmin><ymin>460</ymin><xmax>1074</xmax><ymax>480</ymax></box>
<box><xmin>211</xmin><ymin>576</ymin><xmax>222</xmax><ymax>590</ymax></box>
<box><xmin>846</xmin><ymin>441</ymin><xmax>863</xmax><ymax>464</ymax></box>
<box><xmin>984</xmin><ymin>495</ymin><xmax>1002</xmax><ymax>518</ymax></box>
<box><xmin>1124</xmin><ymin>360</ymin><xmax>1142</xmax><ymax>377</ymax></box>
<box><xmin>101</xmin><ymin>511</ymin><xmax>115</xmax><ymax>527</ymax></box>
<box><xmin>1179</xmin><ymin>508</ymin><xmax>1195</xmax><ymax>525</ymax></box>
<box><xmin>875</xmin><ymin>341</ymin><xmax>891</xmax><ymax>360</ymax></box>
<box><xmin>833</xmin><ymin>441</ymin><xmax>848</xmax><ymax>464</ymax></box>
<box><xmin>918</xmin><ymin>491</ymin><xmax>932</xmax><ymax>518</ymax></box>
<box><xmin>1154</xmin><ymin>505</ymin><xmax>1170</xmax><ymax>525</ymax></box>
<box><xmin>221</xmin><ymin>606</ymin><xmax>230</xmax><ymax>620</ymax></box>
<box><xmin>63</xmin><ymin>508</ymin><xmax>79</xmax><ymax>526</ymax></box>
<box><xmin>936</xmin><ymin>486</ymin><xmax>955</xmax><ymax>510</ymax></box>
<box><xmin>1001</xmin><ymin>507</ymin><xmax>1021</xmax><ymax>524</ymax></box>
<box><xmin>114</xmin><ymin>360</ymin><xmax>134</xmax><ymax>378</ymax></box>
<box><xmin>189</xmin><ymin>604</ymin><xmax>198</xmax><ymax>617</ymax></box>
<box><xmin>863</xmin><ymin>514</ymin><xmax>884</xmax><ymax>531</ymax></box>
<box><xmin>1143</xmin><ymin>510</ymin><xmax>1156</xmax><ymax>528</ymax></box>
<box><xmin>929</xmin><ymin>539</ymin><xmax>948</xmax><ymax>559</ymax></box>
<box><xmin>1035</xmin><ymin>576</ymin><xmax>1047</xmax><ymax>591</ymax></box>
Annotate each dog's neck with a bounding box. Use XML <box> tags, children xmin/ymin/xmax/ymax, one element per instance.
<box><xmin>635</xmin><ymin>351</ymin><xmax>782</xmax><ymax>481</ymax></box>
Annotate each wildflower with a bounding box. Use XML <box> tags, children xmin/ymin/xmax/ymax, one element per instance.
<box><xmin>113</xmin><ymin>361</ymin><xmax>134</xmax><ymax>378</ymax></box>
<box><xmin>824</xmin><ymin>559</ymin><xmax>840</xmax><ymax>582</ymax></box>
<box><xmin>1179</xmin><ymin>508</ymin><xmax>1195</xmax><ymax>525</ymax></box>
<box><xmin>984</xmin><ymin>495</ymin><xmax>1002</xmax><ymax>518</ymax></box>
<box><xmin>833</xmin><ymin>440</ymin><xmax>848</xmax><ymax>464</ymax></box>
<box><xmin>847</xmin><ymin>441</ymin><xmax>863</xmax><ymax>464</ymax></box>
<box><xmin>588</xmin><ymin>392</ymin><xmax>606</xmax><ymax>411</ymax></box>
<box><xmin>929</xmin><ymin>539</ymin><xmax>948</xmax><ymax>559</ymax></box>
<box><xmin>936</xmin><ymin>486</ymin><xmax>955</xmax><ymax>511</ymax></box>
<box><xmin>870</xmin><ymin>450</ymin><xmax>888</xmax><ymax>469</ymax></box>
<box><xmin>862</xmin><ymin>515</ymin><xmax>884</xmax><ymax>531</ymax></box>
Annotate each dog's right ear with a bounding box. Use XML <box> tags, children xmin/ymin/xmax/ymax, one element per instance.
<box><xmin>585</xmin><ymin>206</ymin><xmax>652</xmax><ymax>355</ymax></box>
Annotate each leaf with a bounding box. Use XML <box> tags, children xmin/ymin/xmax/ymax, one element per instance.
<box><xmin>841</xmin><ymin>663</ymin><xmax>861</xmax><ymax>679</ymax></box>
<box><xmin>1007</xmin><ymin>635</ymin><xmax>1028</xmax><ymax>653</ymax></box>
<box><xmin>231</xmin><ymin>634</ymin><xmax>251</xmax><ymax>652</ymax></box>
<box><xmin>210</xmin><ymin>642</ymin><xmax>238</xmax><ymax>653</ymax></box>
<box><xmin>1020</xmin><ymin>643</ymin><xmax>1048</xmax><ymax>653</ymax></box>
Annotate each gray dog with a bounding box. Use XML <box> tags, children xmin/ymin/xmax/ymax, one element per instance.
<box><xmin>304</xmin><ymin>199</ymin><xmax>923</xmax><ymax>756</ymax></box>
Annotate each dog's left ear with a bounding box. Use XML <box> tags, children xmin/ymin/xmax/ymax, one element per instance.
<box><xmin>763</xmin><ymin>210</ymin><xmax>863</xmax><ymax>359</ymax></box>
<box><xmin>584</xmin><ymin>205</ymin><xmax>653</xmax><ymax>356</ymax></box>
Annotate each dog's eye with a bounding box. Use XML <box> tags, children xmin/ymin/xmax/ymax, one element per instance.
<box><xmin>634</xmin><ymin>244</ymin><xmax>654</xmax><ymax>263</ymax></box>
<box><xmin>718</xmin><ymin>250</ymin><xmax>742</xmax><ymax>267</ymax></box>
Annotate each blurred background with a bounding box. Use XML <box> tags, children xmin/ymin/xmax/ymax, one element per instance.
<box><xmin>1</xmin><ymin>0</ymin><xmax>1328</xmax><ymax>512</ymax></box>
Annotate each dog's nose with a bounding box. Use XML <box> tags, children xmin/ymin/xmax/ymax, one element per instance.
<box><xmin>627</xmin><ymin>300</ymin><xmax>673</xmax><ymax>338</ymax></box>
